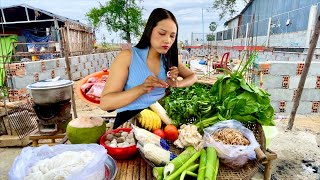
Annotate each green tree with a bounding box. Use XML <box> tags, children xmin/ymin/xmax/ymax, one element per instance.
<box><xmin>209</xmin><ymin>22</ymin><xmax>217</xmax><ymax>32</ymax></box>
<box><xmin>207</xmin><ymin>34</ymin><xmax>215</xmax><ymax>41</ymax></box>
<box><xmin>207</xmin><ymin>22</ymin><xmax>217</xmax><ymax>41</ymax></box>
<box><xmin>213</xmin><ymin>0</ymin><xmax>249</xmax><ymax>20</ymax></box>
<box><xmin>86</xmin><ymin>0</ymin><xmax>144</xmax><ymax>43</ymax></box>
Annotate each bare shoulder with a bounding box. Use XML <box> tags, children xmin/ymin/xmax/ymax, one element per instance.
<box><xmin>118</xmin><ymin>49</ymin><xmax>132</xmax><ymax>57</ymax></box>
<box><xmin>114</xmin><ymin>49</ymin><xmax>132</xmax><ymax>64</ymax></box>
<box><xmin>108</xmin><ymin>49</ymin><xmax>132</xmax><ymax>73</ymax></box>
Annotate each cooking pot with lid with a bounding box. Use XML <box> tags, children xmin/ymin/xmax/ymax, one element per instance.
<box><xmin>27</xmin><ymin>76</ymin><xmax>73</xmax><ymax>105</ymax></box>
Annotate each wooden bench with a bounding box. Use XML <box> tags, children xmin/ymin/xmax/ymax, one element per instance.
<box><xmin>29</xmin><ymin>133</ymin><xmax>66</xmax><ymax>147</ymax></box>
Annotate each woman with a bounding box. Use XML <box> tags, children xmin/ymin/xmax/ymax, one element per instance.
<box><xmin>100</xmin><ymin>8</ymin><xmax>197</xmax><ymax>128</ymax></box>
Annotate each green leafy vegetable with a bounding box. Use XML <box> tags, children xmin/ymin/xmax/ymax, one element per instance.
<box><xmin>162</xmin><ymin>51</ymin><xmax>275</xmax><ymax>129</ymax></box>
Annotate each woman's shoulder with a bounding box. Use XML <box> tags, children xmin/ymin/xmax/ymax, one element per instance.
<box><xmin>112</xmin><ymin>49</ymin><xmax>133</xmax><ymax>68</ymax></box>
<box><xmin>117</xmin><ymin>49</ymin><xmax>132</xmax><ymax>58</ymax></box>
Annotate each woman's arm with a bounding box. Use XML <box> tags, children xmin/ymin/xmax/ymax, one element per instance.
<box><xmin>168</xmin><ymin>59</ymin><xmax>197</xmax><ymax>88</ymax></box>
<box><xmin>100</xmin><ymin>50</ymin><xmax>168</xmax><ymax>112</ymax></box>
<box><xmin>100</xmin><ymin>50</ymin><xmax>143</xmax><ymax>111</ymax></box>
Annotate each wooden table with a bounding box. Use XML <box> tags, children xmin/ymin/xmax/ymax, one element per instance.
<box><xmin>114</xmin><ymin>150</ymin><xmax>278</xmax><ymax>180</ymax></box>
<box><xmin>109</xmin><ymin>120</ymin><xmax>278</xmax><ymax>180</ymax></box>
<box><xmin>115</xmin><ymin>154</ymin><xmax>153</xmax><ymax>180</ymax></box>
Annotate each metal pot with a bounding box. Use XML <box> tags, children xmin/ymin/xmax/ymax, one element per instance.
<box><xmin>27</xmin><ymin>77</ymin><xmax>73</xmax><ymax>105</ymax></box>
<box><xmin>105</xmin><ymin>154</ymin><xmax>118</xmax><ymax>180</ymax></box>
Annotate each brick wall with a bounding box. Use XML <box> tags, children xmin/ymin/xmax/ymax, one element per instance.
<box><xmin>5</xmin><ymin>51</ymin><xmax>119</xmax><ymax>102</ymax></box>
<box><xmin>252</xmin><ymin>61</ymin><xmax>320</xmax><ymax>114</ymax></box>
<box><xmin>214</xmin><ymin>46</ymin><xmax>320</xmax><ymax>114</ymax></box>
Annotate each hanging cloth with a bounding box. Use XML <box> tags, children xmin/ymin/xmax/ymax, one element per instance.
<box><xmin>22</xmin><ymin>31</ymin><xmax>51</xmax><ymax>59</ymax></box>
<box><xmin>0</xmin><ymin>35</ymin><xmax>18</xmax><ymax>86</ymax></box>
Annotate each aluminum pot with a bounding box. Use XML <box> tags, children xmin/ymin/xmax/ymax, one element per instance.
<box><xmin>27</xmin><ymin>77</ymin><xmax>73</xmax><ymax>105</ymax></box>
<box><xmin>105</xmin><ymin>154</ymin><xmax>118</xmax><ymax>180</ymax></box>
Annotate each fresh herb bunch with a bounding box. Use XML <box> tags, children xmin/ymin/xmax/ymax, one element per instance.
<box><xmin>161</xmin><ymin>83</ymin><xmax>218</xmax><ymax>126</ymax></box>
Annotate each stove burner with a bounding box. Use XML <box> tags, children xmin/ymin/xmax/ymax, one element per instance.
<box><xmin>33</xmin><ymin>101</ymin><xmax>72</xmax><ymax>135</ymax></box>
<box><xmin>33</xmin><ymin>103</ymin><xmax>60</xmax><ymax>121</ymax></box>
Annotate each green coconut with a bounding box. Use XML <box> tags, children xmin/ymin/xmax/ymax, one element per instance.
<box><xmin>66</xmin><ymin>116</ymin><xmax>106</xmax><ymax>144</ymax></box>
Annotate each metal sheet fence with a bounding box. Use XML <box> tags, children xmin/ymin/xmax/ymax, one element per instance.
<box><xmin>216</xmin><ymin>2</ymin><xmax>317</xmax><ymax>41</ymax></box>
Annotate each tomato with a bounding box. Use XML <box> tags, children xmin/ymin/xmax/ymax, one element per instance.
<box><xmin>153</xmin><ymin>129</ymin><xmax>165</xmax><ymax>139</ymax></box>
<box><xmin>164</xmin><ymin>125</ymin><xmax>179</xmax><ymax>141</ymax></box>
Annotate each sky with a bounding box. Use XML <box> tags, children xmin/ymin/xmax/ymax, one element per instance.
<box><xmin>0</xmin><ymin>0</ymin><xmax>246</xmax><ymax>44</ymax></box>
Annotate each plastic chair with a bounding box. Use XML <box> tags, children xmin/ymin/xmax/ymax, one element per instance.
<box><xmin>213</xmin><ymin>52</ymin><xmax>230</xmax><ymax>69</ymax></box>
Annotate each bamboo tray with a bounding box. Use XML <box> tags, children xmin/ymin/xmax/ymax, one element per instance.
<box><xmin>140</xmin><ymin>122</ymin><xmax>266</xmax><ymax>180</ymax></box>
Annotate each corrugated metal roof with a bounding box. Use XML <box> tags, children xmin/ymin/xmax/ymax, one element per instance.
<box><xmin>224</xmin><ymin>0</ymin><xmax>254</xmax><ymax>26</ymax></box>
<box><xmin>1</xmin><ymin>4</ymin><xmax>88</xmax><ymax>27</ymax></box>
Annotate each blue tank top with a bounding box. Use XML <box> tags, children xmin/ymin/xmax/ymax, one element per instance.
<box><xmin>117</xmin><ymin>47</ymin><xmax>167</xmax><ymax>112</ymax></box>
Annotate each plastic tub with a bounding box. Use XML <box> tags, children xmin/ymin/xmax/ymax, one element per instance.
<box><xmin>76</xmin><ymin>70</ymin><xmax>109</xmax><ymax>106</ymax></box>
<box><xmin>100</xmin><ymin>128</ymin><xmax>137</xmax><ymax>160</ymax></box>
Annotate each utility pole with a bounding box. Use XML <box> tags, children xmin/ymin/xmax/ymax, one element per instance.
<box><xmin>202</xmin><ymin>8</ymin><xmax>205</xmax><ymax>49</ymax></box>
<box><xmin>287</xmin><ymin>15</ymin><xmax>320</xmax><ymax>130</ymax></box>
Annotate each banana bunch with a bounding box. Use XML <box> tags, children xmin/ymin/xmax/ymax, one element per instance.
<box><xmin>137</xmin><ymin>109</ymin><xmax>162</xmax><ymax>131</ymax></box>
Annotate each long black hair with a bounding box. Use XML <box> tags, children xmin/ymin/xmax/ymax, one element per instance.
<box><xmin>135</xmin><ymin>8</ymin><xmax>179</xmax><ymax>71</ymax></box>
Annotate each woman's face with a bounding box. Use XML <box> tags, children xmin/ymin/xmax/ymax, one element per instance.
<box><xmin>150</xmin><ymin>18</ymin><xmax>177</xmax><ymax>54</ymax></box>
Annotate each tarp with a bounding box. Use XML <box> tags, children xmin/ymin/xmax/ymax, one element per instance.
<box><xmin>22</xmin><ymin>31</ymin><xmax>50</xmax><ymax>50</ymax></box>
<box><xmin>0</xmin><ymin>35</ymin><xmax>18</xmax><ymax>86</ymax></box>
<box><xmin>22</xmin><ymin>31</ymin><xmax>51</xmax><ymax>59</ymax></box>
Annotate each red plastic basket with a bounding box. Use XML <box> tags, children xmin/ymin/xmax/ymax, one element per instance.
<box><xmin>100</xmin><ymin>128</ymin><xmax>137</xmax><ymax>160</ymax></box>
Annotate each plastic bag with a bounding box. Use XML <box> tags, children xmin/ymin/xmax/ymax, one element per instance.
<box><xmin>203</xmin><ymin>120</ymin><xmax>260</xmax><ymax>168</ymax></box>
<box><xmin>9</xmin><ymin>144</ymin><xmax>107</xmax><ymax>180</ymax></box>
<box><xmin>132</xmin><ymin>125</ymin><xmax>169</xmax><ymax>150</ymax></box>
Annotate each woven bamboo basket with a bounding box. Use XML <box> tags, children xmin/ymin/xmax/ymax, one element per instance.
<box><xmin>139</xmin><ymin>122</ymin><xmax>266</xmax><ymax>180</ymax></box>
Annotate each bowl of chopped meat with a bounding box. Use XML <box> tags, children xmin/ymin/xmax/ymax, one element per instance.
<box><xmin>76</xmin><ymin>69</ymin><xmax>109</xmax><ymax>106</ymax></box>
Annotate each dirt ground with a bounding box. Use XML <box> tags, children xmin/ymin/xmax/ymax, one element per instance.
<box><xmin>269</xmin><ymin>115</ymin><xmax>320</xmax><ymax>180</ymax></box>
<box><xmin>0</xmin><ymin>80</ymin><xmax>319</xmax><ymax>180</ymax></box>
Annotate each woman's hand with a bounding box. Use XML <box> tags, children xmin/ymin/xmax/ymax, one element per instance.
<box><xmin>167</xmin><ymin>66</ymin><xmax>179</xmax><ymax>87</ymax></box>
<box><xmin>139</xmin><ymin>75</ymin><xmax>169</xmax><ymax>93</ymax></box>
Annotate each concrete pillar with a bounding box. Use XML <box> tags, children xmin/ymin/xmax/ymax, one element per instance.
<box><xmin>266</xmin><ymin>17</ymin><xmax>272</xmax><ymax>47</ymax></box>
<box><xmin>54</xmin><ymin>18</ymin><xmax>63</xmax><ymax>58</ymax></box>
<box><xmin>231</xmin><ymin>27</ymin><xmax>235</xmax><ymax>47</ymax></box>
<box><xmin>221</xmin><ymin>31</ymin><xmax>224</xmax><ymax>47</ymax></box>
<box><xmin>191</xmin><ymin>32</ymin><xmax>193</xmax><ymax>45</ymax></box>
<box><xmin>305</xmin><ymin>5</ymin><xmax>318</xmax><ymax>48</ymax></box>
<box><xmin>215</xmin><ymin>32</ymin><xmax>217</xmax><ymax>46</ymax></box>
<box><xmin>245</xmin><ymin>23</ymin><xmax>250</xmax><ymax>48</ymax></box>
